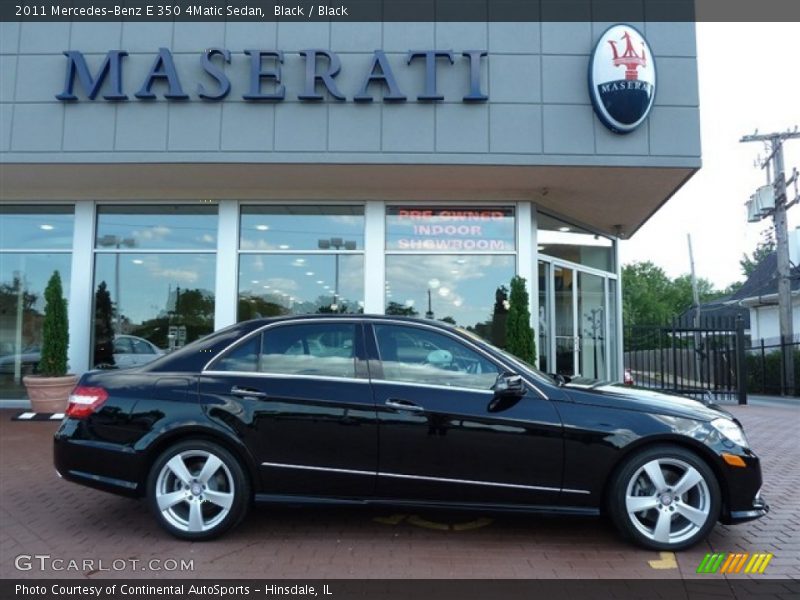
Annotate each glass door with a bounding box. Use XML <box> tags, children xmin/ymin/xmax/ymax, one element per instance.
<box><xmin>553</xmin><ymin>265</ymin><xmax>578</xmax><ymax>377</ymax></box>
<box><xmin>537</xmin><ymin>261</ymin><xmax>551</xmax><ymax>372</ymax></box>
<box><xmin>578</xmin><ymin>271</ymin><xmax>606</xmax><ymax>380</ymax></box>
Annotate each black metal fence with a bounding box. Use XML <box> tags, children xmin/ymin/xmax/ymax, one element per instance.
<box><xmin>623</xmin><ymin>317</ymin><xmax>747</xmax><ymax>404</ymax></box>
<box><xmin>745</xmin><ymin>339</ymin><xmax>800</xmax><ymax>397</ymax></box>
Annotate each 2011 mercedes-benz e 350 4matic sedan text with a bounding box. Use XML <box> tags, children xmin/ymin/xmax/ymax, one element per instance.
<box><xmin>55</xmin><ymin>315</ymin><xmax>768</xmax><ymax>550</ymax></box>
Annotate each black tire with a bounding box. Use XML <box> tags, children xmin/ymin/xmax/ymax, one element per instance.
<box><xmin>608</xmin><ymin>445</ymin><xmax>721</xmax><ymax>551</ymax></box>
<box><xmin>146</xmin><ymin>440</ymin><xmax>250</xmax><ymax>541</ymax></box>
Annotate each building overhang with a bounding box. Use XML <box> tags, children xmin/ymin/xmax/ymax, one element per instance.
<box><xmin>733</xmin><ymin>290</ymin><xmax>800</xmax><ymax>308</ymax></box>
<box><xmin>0</xmin><ymin>162</ymin><xmax>697</xmax><ymax>238</ymax></box>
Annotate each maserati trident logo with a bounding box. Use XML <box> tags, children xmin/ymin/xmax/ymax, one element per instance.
<box><xmin>589</xmin><ymin>24</ymin><xmax>656</xmax><ymax>134</ymax></box>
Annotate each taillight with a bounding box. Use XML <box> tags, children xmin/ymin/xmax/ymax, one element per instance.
<box><xmin>66</xmin><ymin>386</ymin><xmax>109</xmax><ymax>419</ymax></box>
<box><xmin>623</xmin><ymin>369</ymin><xmax>634</xmax><ymax>386</ymax></box>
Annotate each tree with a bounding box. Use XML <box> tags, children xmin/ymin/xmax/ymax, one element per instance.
<box><xmin>93</xmin><ymin>281</ymin><xmax>115</xmax><ymax>367</ymax></box>
<box><xmin>38</xmin><ymin>271</ymin><xmax>69</xmax><ymax>376</ymax></box>
<box><xmin>385</xmin><ymin>301</ymin><xmax>418</xmax><ymax>316</ymax></box>
<box><xmin>740</xmin><ymin>227</ymin><xmax>775</xmax><ymax>278</ymax></box>
<box><xmin>623</xmin><ymin>262</ymin><xmax>724</xmax><ymax>329</ymax></box>
<box><xmin>491</xmin><ymin>285</ymin><xmax>509</xmax><ymax>347</ymax></box>
<box><xmin>505</xmin><ymin>276</ymin><xmax>536</xmax><ymax>364</ymax></box>
<box><xmin>622</xmin><ymin>262</ymin><xmax>676</xmax><ymax>327</ymax></box>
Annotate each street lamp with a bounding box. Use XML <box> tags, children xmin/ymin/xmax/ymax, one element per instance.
<box><xmin>318</xmin><ymin>238</ymin><xmax>356</xmax><ymax>311</ymax></box>
<box><xmin>97</xmin><ymin>234</ymin><xmax>136</xmax><ymax>333</ymax></box>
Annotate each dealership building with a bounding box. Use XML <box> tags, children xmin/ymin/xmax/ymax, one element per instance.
<box><xmin>0</xmin><ymin>19</ymin><xmax>701</xmax><ymax>402</ymax></box>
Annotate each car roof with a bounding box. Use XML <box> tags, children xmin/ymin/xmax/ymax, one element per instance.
<box><xmin>238</xmin><ymin>313</ymin><xmax>460</xmax><ymax>331</ymax></box>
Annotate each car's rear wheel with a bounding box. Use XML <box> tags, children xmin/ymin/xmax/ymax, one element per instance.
<box><xmin>609</xmin><ymin>445</ymin><xmax>720</xmax><ymax>551</ymax></box>
<box><xmin>147</xmin><ymin>440</ymin><xmax>249</xmax><ymax>540</ymax></box>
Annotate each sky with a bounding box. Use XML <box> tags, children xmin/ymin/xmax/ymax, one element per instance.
<box><xmin>618</xmin><ymin>22</ymin><xmax>800</xmax><ymax>289</ymax></box>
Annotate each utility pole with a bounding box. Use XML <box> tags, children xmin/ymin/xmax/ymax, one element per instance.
<box><xmin>741</xmin><ymin>127</ymin><xmax>800</xmax><ymax>396</ymax></box>
<box><xmin>687</xmin><ymin>233</ymin><xmax>703</xmax><ymax>386</ymax></box>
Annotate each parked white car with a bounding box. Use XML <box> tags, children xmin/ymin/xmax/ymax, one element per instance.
<box><xmin>111</xmin><ymin>335</ymin><xmax>165</xmax><ymax>368</ymax></box>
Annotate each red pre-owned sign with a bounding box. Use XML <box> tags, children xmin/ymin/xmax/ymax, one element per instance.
<box><xmin>386</xmin><ymin>207</ymin><xmax>516</xmax><ymax>251</ymax></box>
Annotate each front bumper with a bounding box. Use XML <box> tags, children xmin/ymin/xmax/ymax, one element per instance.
<box><xmin>724</xmin><ymin>491</ymin><xmax>769</xmax><ymax>524</ymax></box>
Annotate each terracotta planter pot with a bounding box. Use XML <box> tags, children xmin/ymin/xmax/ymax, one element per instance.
<box><xmin>22</xmin><ymin>374</ymin><xmax>78</xmax><ymax>413</ymax></box>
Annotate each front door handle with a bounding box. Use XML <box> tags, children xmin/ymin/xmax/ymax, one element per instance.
<box><xmin>230</xmin><ymin>385</ymin><xmax>269</xmax><ymax>400</ymax></box>
<box><xmin>385</xmin><ymin>398</ymin><xmax>424</xmax><ymax>412</ymax></box>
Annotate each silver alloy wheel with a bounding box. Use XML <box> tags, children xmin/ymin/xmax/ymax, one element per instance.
<box><xmin>624</xmin><ymin>457</ymin><xmax>711</xmax><ymax>545</ymax></box>
<box><xmin>154</xmin><ymin>450</ymin><xmax>235</xmax><ymax>533</ymax></box>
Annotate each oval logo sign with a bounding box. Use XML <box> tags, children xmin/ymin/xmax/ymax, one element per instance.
<box><xmin>589</xmin><ymin>24</ymin><xmax>656</xmax><ymax>134</ymax></box>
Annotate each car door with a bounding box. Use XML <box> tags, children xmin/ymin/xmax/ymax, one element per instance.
<box><xmin>200</xmin><ymin>320</ymin><xmax>377</xmax><ymax>498</ymax></box>
<box><xmin>112</xmin><ymin>336</ymin><xmax>134</xmax><ymax>368</ymax></box>
<box><xmin>129</xmin><ymin>337</ymin><xmax>158</xmax><ymax>366</ymax></box>
<box><xmin>368</xmin><ymin>321</ymin><xmax>564</xmax><ymax>506</ymax></box>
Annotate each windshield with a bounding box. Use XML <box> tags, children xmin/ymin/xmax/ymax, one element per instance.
<box><xmin>456</xmin><ymin>327</ymin><xmax>554</xmax><ymax>386</ymax></box>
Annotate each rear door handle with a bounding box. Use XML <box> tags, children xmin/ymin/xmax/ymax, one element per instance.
<box><xmin>385</xmin><ymin>399</ymin><xmax>424</xmax><ymax>412</ymax></box>
<box><xmin>231</xmin><ymin>385</ymin><xmax>269</xmax><ymax>400</ymax></box>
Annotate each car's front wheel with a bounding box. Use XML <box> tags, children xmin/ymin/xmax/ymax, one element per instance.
<box><xmin>609</xmin><ymin>445</ymin><xmax>721</xmax><ymax>551</ymax></box>
<box><xmin>147</xmin><ymin>440</ymin><xmax>250</xmax><ymax>540</ymax></box>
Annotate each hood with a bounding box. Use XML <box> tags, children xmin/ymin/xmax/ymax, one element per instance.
<box><xmin>565</xmin><ymin>382</ymin><xmax>732</xmax><ymax>422</ymax></box>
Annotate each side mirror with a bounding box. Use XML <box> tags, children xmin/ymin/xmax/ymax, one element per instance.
<box><xmin>492</xmin><ymin>373</ymin><xmax>526</xmax><ymax>397</ymax></box>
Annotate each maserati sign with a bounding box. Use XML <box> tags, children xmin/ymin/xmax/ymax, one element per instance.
<box><xmin>589</xmin><ymin>24</ymin><xmax>656</xmax><ymax>134</ymax></box>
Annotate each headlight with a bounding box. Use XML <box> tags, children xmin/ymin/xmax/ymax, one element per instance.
<box><xmin>711</xmin><ymin>418</ymin><xmax>749</xmax><ymax>448</ymax></box>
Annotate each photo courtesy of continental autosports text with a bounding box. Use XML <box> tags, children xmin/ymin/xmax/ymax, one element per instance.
<box><xmin>1</xmin><ymin>1</ymin><xmax>799</xmax><ymax>600</ymax></box>
<box><xmin>14</xmin><ymin>583</ymin><xmax>333</xmax><ymax>597</ymax></box>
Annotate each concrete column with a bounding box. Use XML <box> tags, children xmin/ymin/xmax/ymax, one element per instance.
<box><xmin>214</xmin><ymin>200</ymin><xmax>239</xmax><ymax>329</ymax></box>
<box><xmin>363</xmin><ymin>201</ymin><xmax>386</xmax><ymax>314</ymax></box>
<box><xmin>67</xmin><ymin>201</ymin><xmax>95</xmax><ymax>376</ymax></box>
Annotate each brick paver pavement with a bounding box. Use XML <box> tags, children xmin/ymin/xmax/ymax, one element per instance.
<box><xmin>0</xmin><ymin>405</ymin><xmax>797</xmax><ymax>580</ymax></box>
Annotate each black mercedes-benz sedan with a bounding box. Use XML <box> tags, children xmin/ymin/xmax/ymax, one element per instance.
<box><xmin>54</xmin><ymin>315</ymin><xmax>767</xmax><ymax>550</ymax></box>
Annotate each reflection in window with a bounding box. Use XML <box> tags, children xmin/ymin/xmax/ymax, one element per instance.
<box><xmin>213</xmin><ymin>336</ymin><xmax>260</xmax><ymax>373</ymax></box>
<box><xmin>386</xmin><ymin>206</ymin><xmax>515</xmax><ymax>251</ymax></box>
<box><xmin>92</xmin><ymin>254</ymin><xmax>216</xmax><ymax>368</ymax></box>
<box><xmin>384</xmin><ymin>255</ymin><xmax>515</xmax><ymax>344</ymax></box>
<box><xmin>96</xmin><ymin>205</ymin><xmax>218</xmax><ymax>250</ymax></box>
<box><xmin>538</xmin><ymin>213</ymin><xmax>614</xmax><ymax>272</ymax></box>
<box><xmin>538</xmin><ymin>261</ymin><xmax>550</xmax><ymax>372</ymax></box>
<box><xmin>578</xmin><ymin>271</ymin><xmax>606</xmax><ymax>380</ymax></box>
<box><xmin>608</xmin><ymin>279</ymin><xmax>619</xmax><ymax>380</ymax></box>
<box><xmin>238</xmin><ymin>254</ymin><xmax>364</xmax><ymax>319</ymax></box>
<box><xmin>240</xmin><ymin>205</ymin><xmax>365</xmax><ymax>251</ymax></box>
<box><xmin>374</xmin><ymin>324</ymin><xmax>500</xmax><ymax>390</ymax></box>
<box><xmin>0</xmin><ymin>205</ymin><xmax>74</xmax><ymax>400</ymax></box>
<box><xmin>554</xmin><ymin>266</ymin><xmax>575</xmax><ymax>377</ymax></box>
<box><xmin>260</xmin><ymin>323</ymin><xmax>356</xmax><ymax>378</ymax></box>
<box><xmin>0</xmin><ymin>254</ymin><xmax>72</xmax><ymax>399</ymax></box>
<box><xmin>0</xmin><ymin>205</ymin><xmax>74</xmax><ymax>250</ymax></box>
<box><xmin>238</xmin><ymin>206</ymin><xmax>366</xmax><ymax>321</ymax></box>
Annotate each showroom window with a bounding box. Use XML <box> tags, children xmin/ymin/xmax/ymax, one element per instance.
<box><xmin>238</xmin><ymin>206</ymin><xmax>365</xmax><ymax>319</ymax></box>
<box><xmin>91</xmin><ymin>205</ymin><xmax>217</xmax><ymax>368</ymax></box>
<box><xmin>384</xmin><ymin>206</ymin><xmax>516</xmax><ymax>344</ymax></box>
<box><xmin>0</xmin><ymin>205</ymin><xmax>74</xmax><ymax>400</ymax></box>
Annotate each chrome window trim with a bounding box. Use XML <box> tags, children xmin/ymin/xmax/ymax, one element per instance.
<box><xmin>370</xmin><ymin>378</ymin><xmax>494</xmax><ymax>396</ymax></box>
<box><xmin>203</xmin><ymin>370</ymin><xmax>369</xmax><ymax>385</ymax></box>
<box><xmin>202</xmin><ymin>316</ymin><xmax>551</xmax><ymax>400</ymax></box>
<box><xmin>366</xmin><ymin>318</ymin><xmax>550</xmax><ymax>399</ymax></box>
<box><xmin>259</xmin><ymin>461</ymin><xmax>590</xmax><ymax>495</ymax></box>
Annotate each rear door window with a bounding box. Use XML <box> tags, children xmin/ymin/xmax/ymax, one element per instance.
<box><xmin>260</xmin><ymin>323</ymin><xmax>356</xmax><ymax>379</ymax></box>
